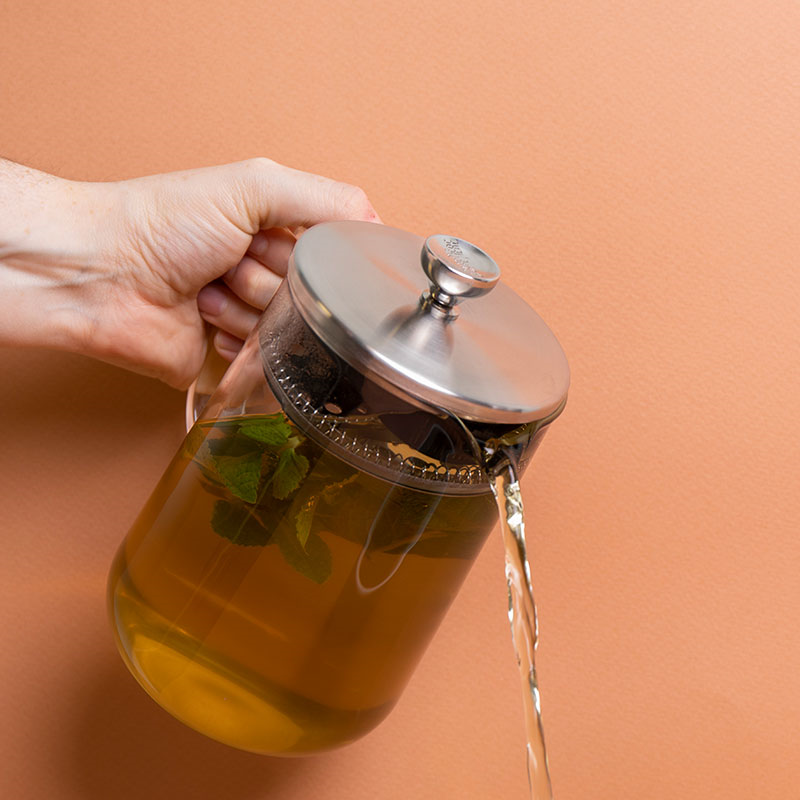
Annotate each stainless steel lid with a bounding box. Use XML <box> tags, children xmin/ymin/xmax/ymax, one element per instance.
<box><xmin>286</xmin><ymin>221</ymin><xmax>569</xmax><ymax>424</ymax></box>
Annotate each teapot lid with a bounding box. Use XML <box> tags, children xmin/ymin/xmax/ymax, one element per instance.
<box><xmin>287</xmin><ymin>221</ymin><xmax>569</xmax><ymax>424</ymax></box>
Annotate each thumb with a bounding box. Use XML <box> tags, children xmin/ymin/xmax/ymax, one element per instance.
<box><xmin>227</xmin><ymin>158</ymin><xmax>382</xmax><ymax>232</ymax></box>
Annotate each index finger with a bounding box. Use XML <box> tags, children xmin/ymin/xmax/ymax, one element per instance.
<box><xmin>237</xmin><ymin>158</ymin><xmax>382</xmax><ymax>231</ymax></box>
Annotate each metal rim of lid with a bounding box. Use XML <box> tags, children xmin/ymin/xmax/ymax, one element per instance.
<box><xmin>285</xmin><ymin>222</ymin><xmax>570</xmax><ymax>424</ymax></box>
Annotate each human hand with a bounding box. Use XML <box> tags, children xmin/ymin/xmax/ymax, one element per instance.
<box><xmin>0</xmin><ymin>158</ymin><xmax>380</xmax><ymax>387</ymax></box>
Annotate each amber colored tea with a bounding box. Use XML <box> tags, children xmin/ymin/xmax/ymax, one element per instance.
<box><xmin>108</xmin><ymin>413</ymin><xmax>497</xmax><ymax>754</ymax></box>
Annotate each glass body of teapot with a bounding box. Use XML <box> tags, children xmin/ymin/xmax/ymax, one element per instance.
<box><xmin>107</xmin><ymin>223</ymin><xmax>568</xmax><ymax>754</ymax></box>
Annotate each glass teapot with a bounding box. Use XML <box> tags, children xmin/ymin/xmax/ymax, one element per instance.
<box><xmin>107</xmin><ymin>222</ymin><xmax>569</xmax><ymax>755</ymax></box>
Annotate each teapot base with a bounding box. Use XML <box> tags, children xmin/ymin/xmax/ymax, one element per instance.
<box><xmin>109</xmin><ymin>571</ymin><xmax>393</xmax><ymax>756</ymax></box>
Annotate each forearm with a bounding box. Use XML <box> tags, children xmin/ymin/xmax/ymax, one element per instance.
<box><xmin>0</xmin><ymin>158</ymin><xmax>114</xmax><ymax>352</ymax></box>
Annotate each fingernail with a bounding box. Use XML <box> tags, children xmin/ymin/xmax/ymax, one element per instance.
<box><xmin>197</xmin><ymin>285</ymin><xmax>228</xmax><ymax>316</ymax></box>
<box><xmin>214</xmin><ymin>330</ymin><xmax>243</xmax><ymax>358</ymax></box>
<box><xmin>246</xmin><ymin>235</ymin><xmax>271</xmax><ymax>260</ymax></box>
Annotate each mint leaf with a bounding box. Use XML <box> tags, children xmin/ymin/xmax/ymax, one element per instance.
<box><xmin>239</xmin><ymin>415</ymin><xmax>292</xmax><ymax>447</ymax></box>
<box><xmin>211</xmin><ymin>500</ymin><xmax>272</xmax><ymax>546</ymax></box>
<box><xmin>272</xmin><ymin>448</ymin><xmax>309</xmax><ymax>500</ymax></box>
<box><xmin>295</xmin><ymin>497</ymin><xmax>317</xmax><ymax>550</ymax></box>
<box><xmin>278</xmin><ymin>525</ymin><xmax>331</xmax><ymax>583</ymax></box>
<box><xmin>181</xmin><ymin>424</ymin><xmax>206</xmax><ymax>460</ymax></box>
<box><xmin>212</xmin><ymin>453</ymin><xmax>261</xmax><ymax>503</ymax></box>
<box><xmin>207</xmin><ymin>434</ymin><xmax>263</xmax><ymax>458</ymax></box>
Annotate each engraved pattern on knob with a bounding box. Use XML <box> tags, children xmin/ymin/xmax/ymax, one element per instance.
<box><xmin>421</xmin><ymin>235</ymin><xmax>501</xmax><ymax>304</ymax></box>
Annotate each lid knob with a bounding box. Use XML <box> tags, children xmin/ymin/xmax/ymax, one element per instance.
<box><xmin>421</xmin><ymin>235</ymin><xmax>500</xmax><ymax>309</ymax></box>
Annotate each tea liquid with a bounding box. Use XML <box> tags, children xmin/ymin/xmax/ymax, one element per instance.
<box><xmin>108</xmin><ymin>413</ymin><xmax>496</xmax><ymax>754</ymax></box>
<box><xmin>492</xmin><ymin>467</ymin><xmax>553</xmax><ymax>799</ymax></box>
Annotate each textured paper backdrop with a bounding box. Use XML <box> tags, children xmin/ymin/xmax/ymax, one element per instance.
<box><xmin>1</xmin><ymin>2</ymin><xmax>799</xmax><ymax>798</ymax></box>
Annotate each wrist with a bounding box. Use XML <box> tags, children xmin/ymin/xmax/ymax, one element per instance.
<box><xmin>0</xmin><ymin>160</ymin><xmax>117</xmax><ymax>354</ymax></box>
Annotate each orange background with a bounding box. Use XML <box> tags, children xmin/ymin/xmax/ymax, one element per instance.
<box><xmin>2</xmin><ymin>2</ymin><xmax>799</xmax><ymax>798</ymax></box>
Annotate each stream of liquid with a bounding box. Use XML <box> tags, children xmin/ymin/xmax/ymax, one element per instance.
<box><xmin>447</xmin><ymin>412</ymin><xmax>554</xmax><ymax>800</ymax></box>
<box><xmin>491</xmin><ymin>464</ymin><xmax>553</xmax><ymax>800</ymax></box>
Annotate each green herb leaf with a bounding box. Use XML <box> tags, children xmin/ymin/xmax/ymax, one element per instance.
<box><xmin>272</xmin><ymin>448</ymin><xmax>310</xmax><ymax>500</ymax></box>
<box><xmin>211</xmin><ymin>500</ymin><xmax>273</xmax><ymax>546</ymax></box>
<box><xmin>206</xmin><ymin>434</ymin><xmax>263</xmax><ymax>458</ymax></box>
<box><xmin>295</xmin><ymin>497</ymin><xmax>317</xmax><ymax>551</ymax></box>
<box><xmin>278</xmin><ymin>525</ymin><xmax>332</xmax><ymax>583</ymax></box>
<box><xmin>212</xmin><ymin>453</ymin><xmax>261</xmax><ymax>503</ymax></box>
<box><xmin>239</xmin><ymin>414</ymin><xmax>292</xmax><ymax>447</ymax></box>
<box><xmin>181</xmin><ymin>424</ymin><xmax>206</xmax><ymax>460</ymax></box>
